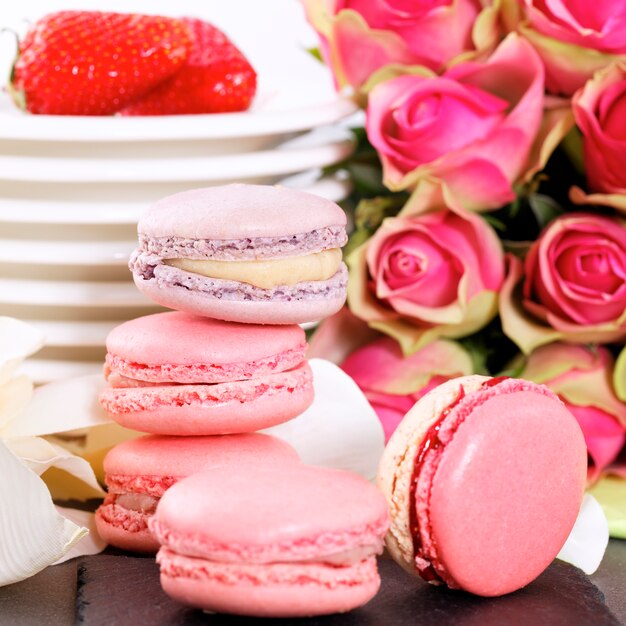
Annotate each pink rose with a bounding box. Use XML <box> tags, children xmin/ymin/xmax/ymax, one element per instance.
<box><xmin>568</xmin><ymin>62</ymin><xmax>626</xmax><ymax>214</ymax></box>
<box><xmin>506</xmin><ymin>0</ymin><xmax>626</xmax><ymax>95</ymax></box>
<box><xmin>307</xmin><ymin>306</ymin><xmax>381</xmax><ymax>364</ymax></box>
<box><xmin>365</xmin><ymin>35</ymin><xmax>545</xmax><ymax>210</ymax></box>
<box><xmin>303</xmin><ymin>0</ymin><xmax>500</xmax><ymax>91</ymax></box>
<box><xmin>499</xmin><ymin>214</ymin><xmax>626</xmax><ymax>353</ymax></box>
<box><xmin>519</xmin><ymin>343</ymin><xmax>626</xmax><ymax>481</ymax></box>
<box><xmin>341</xmin><ymin>337</ymin><xmax>473</xmax><ymax>441</ymax></box>
<box><xmin>348</xmin><ymin>207</ymin><xmax>504</xmax><ymax>353</ymax></box>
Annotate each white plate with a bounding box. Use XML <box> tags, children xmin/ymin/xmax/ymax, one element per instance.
<box><xmin>0</xmin><ymin>127</ymin><xmax>354</xmax><ymax>183</ymax></box>
<box><xmin>25</xmin><ymin>320</ymin><xmax>119</xmax><ymax>348</ymax></box>
<box><xmin>0</xmin><ymin>172</ymin><xmax>351</xmax><ymax>230</ymax></box>
<box><xmin>0</xmin><ymin>240</ymin><xmax>134</xmax><ymax>266</ymax></box>
<box><xmin>0</xmin><ymin>0</ymin><xmax>354</xmax><ymax>143</ymax></box>
<box><xmin>0</xmin><ymin>278</ymin><xmax>156</xmax><ymax>308</ymax></box>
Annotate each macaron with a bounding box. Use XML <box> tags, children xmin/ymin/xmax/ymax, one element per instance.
<box><xmin>95</xmin><ymin>433</ymin><xmax>299</xmax><ymax>553</ymax></box>
<box><xmin>130</xmin><ymin>184</ymin><xmax>348</xmax><ymax>325</ymax></box>
<box><xmin>150</xmin><ymin>465</ymin><xmax>390</xmax><ymax>617</ymax></box>
<box><xmin>377</xmin><ymin>375</ymin><xmax>587</xmax><ymax>597</ymax></box>
<box><xmin>99</xmin><ymin>311</ymin><xmax>314</xmax><ymax>435</ymax></box>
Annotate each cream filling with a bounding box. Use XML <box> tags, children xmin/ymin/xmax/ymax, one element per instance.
<box><xmin>163</xmin><ymin>248</ymin><xmax>342</xmax><ymax>289</ymax></box>
<box><xmin>115</xmin><ymin>493</ymin><xmax>159</xmax><ymax>514</ymax></box>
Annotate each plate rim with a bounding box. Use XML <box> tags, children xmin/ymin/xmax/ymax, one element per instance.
<box><xmin>0</xmin><ymin>97</ymin><xmax>357</xmax><ymax>142</ymax></box>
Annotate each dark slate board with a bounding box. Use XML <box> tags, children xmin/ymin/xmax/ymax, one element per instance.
<box><xmin>0</xmin><ymin>560</ymin><xmax>77</xmax><ymax>625</ymax></box>
<box><xmin>1</xmin><ymin>542</ymin><xmax>624</xmax><ymax>626</ymax></box>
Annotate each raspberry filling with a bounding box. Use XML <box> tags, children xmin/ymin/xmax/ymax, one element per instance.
<box><xmin>409</xmin><ymin>377</ymin><xmax>509</xmax><ymax>583</ymax></box>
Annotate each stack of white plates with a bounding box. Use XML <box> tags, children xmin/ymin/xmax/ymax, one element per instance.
<box><xmin>0</xmin><ymin>0</ymin><xmax>356</xmax><ymax>383</ymax></box>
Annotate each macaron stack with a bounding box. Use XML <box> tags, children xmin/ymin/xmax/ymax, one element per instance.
<box><xmin>95</xmin><ymin>184</ymin><xmax>390</xmax><ymax>616</ymax></box>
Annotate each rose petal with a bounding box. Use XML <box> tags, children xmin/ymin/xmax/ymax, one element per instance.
<box><xmin>263</xmin><ymin>359</ymin><xmax>385</xmax><ymax>481</ymax></box>
<box><xmin>331</xmin><ymin>10</ymin><xmax>417</xmax><ymax>90</ymax></box>
<box><xmin>615</xmin><ymin>346</ymin><xmax>626</xmax><ymax>402</ymax></box>
<box><xmin>372</xmin><ymin>289</ymin><xmax>498</xmax><ymax>354</ymax></box>
<box><xmin>341</xmin><ymin>337</ymin><xmax>472</xmax><ymax>395</ymax></box>
<box><xmin>520</xmin><ymin>24</ymin><xmax>622</xmax><ymax>95</ymax></box>
<box><xmin>0</xmin><ymin>376</ymin><xmax>33</xmax><ymax>432</ymax></box>
<box><xmin>499</xmin><ymin>254</ymin><xmax>565</xmax><ymax>353</ymax></box>
<box><xmin>3</xmin><ymin>375</ymin><xmax>110</xmax><ymax>439</ymax></box>
<box><xmin>570</xmin><ymin>186</ymin><xmax>626</xmax><ymax>214</ymax></box>
<box><xmin>3</xmin><ymin>436</ymin><xmax>104</xmax><ymax>496</ymax></box>
<box><xmin>520</xmin><ymin>342</ymin><xmax>600</xmax><ymax>383</ymax></box>
<box><xmin>523</xmin><ymin>98</ymin><xmax>575</xmax><ymax>183</ymax></box>
<box><xmin>308</xmin><ymin>306</ymin><xmax>381</xmax><ymax>364</ymax></box>
<box><xmin>567</xmin><ymin>404</ymin><xmax>625</xmax><ymax>478</ymax></box>
<box><xmin>431</xmin><ymin>157</ymin><xmax>516</xmax><ymax>211</ymax></box>
<box><xmin>0</xmin><ymin>318</ymin><xmax>44</xmax><ymax>386</ymax></box>
<box><xmin>556</xmin><ymin>494</ymin><xmax>608</xmax><ymax>574</ymax></box>
<box><xmin>0</xmin><ymin>439</ymin><xmax>87</xmax><ymax>586</ymax></box>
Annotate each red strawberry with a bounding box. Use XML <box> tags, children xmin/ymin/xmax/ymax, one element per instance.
<box><xmin>10</xmin><ymin>11</ymin><xmax>191</xmax><ymax>115</ymax></box>
<box><xmin>121</xmin><ymin>18</ymin><xmax>257</xmax><ymax>115</ymax></box>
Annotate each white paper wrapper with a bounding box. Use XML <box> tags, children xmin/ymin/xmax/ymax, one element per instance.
<box><xmin>557</xmin><ymin>494</ymin><xmax>609</xmax><ymax>575</ymax></box>
<box><xmin>264</xmin><ymin>359</ymin><xmax>385</xmax><ymax>481</ymax></box>
<box><xmin>0</xmin><ymin>439</ymin><xmax>87</xmax><ymax>586</ymax></box>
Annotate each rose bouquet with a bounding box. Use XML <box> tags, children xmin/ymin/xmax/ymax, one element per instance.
<box><xmin>305</xmin><ymin>0</ymin><xmax>626</xmax><ymax>536</ymax></box>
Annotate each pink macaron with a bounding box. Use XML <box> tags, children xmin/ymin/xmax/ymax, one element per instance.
<box><xmin>99</xmin><ymin>311</ymin><xmax>314</xmax><ymax>435</ymax></box>
<box><xmin>95</xmin><ymin>433</ymin><xmax>299</xmax><ymax>553</ymax></box>
<box><xmin>129</xmin><ymin>184</ymin><xmax>348</xmax><ymax>325</ymax></box>
<box><xmin>377</xmin><ymin>375</ymin><xmax>587</xmax><ymax>597</ymax></box>
<box><xmin>150</xmin><ymin>464</ymin><xmax>390</xmax><ymax>617</ymax></box>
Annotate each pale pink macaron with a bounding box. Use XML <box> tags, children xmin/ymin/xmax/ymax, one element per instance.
<box><xmin>377</xmin><ymin>375</ymin><xmax>587</xmax><ymax>597</ymax></box>
<box><xmin>150</xmin><ymin>465</ymin><xmax>390</xmax><ymax>617</ymax></box>
<box><xmin>99</xmin><ymin>311</ymin><xmax>314</xmax><ymax>435</ymax></box>
<box><xmin>129</xmin><ymin>184</ymin><xmax>348</xmax><ymax>325</ymax></box>
<box><xmin>95</xmin><ymin>433</ymin><xmax>299</xmax><ymax>553</ymax></box>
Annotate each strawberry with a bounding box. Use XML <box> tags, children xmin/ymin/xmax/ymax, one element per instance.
<box><xmin>121</xmin><ymin>18</ymin><xmax>257</xmax><ymax>115</ymax></box>
<box><xmin>9</xmin><ymin>11</ymin><xmax>191</xmax><ymax>115</ymax></box>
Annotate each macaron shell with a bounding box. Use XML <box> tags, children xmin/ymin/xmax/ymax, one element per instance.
<box><xmin>376</xmin><ymin>376</ymin><xmax>489</xmax><ymax>574</ymax></box>
<box><xmin>132</xmin><ymin>272</ymin><xmax>347</xmax><ymax>325</ymax></box>
<box><xmin>105</xmin><ymin>311</ymin><xmax>305</xmax><ymax>370</ymax></box>
<box><xmin>100</xmin><ymin>364</ymin><xmax>314</xmax><ymax>436</ymax></box>
<box><xmin>138</xmin><ymin>184</ymin><xmax>347</xmax><ymax>240</ymax></box>
<box><xmin>429</xmin><ymin>390</ymin><xmax>587</xmax><ymax>596</ymax></box>
<box><xmin>152</xmin><ymin>465</ymin><xmax>389</xmax><ymax>563</ymax></box>
<box><xmin>103</xmin><ymin>433</ymin><xmax>299</xmax><ymax>479</ymax></box>
<box><xmin>158</xmin><ymin>553</ymin><xmax>380</xmax><ymax>617</ymax></box>
<box><xmin>94</xmin><ymin>512</ymin><xmax>160</xmax><ymax>554</ymax></box>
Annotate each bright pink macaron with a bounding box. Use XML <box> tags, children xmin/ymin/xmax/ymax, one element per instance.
<box><xmin>99</xmin><ymin>311</ymin><xmax>314</xmax><ymax>435</ymax></box>
<box><xmin>130</xmin><ymin>184</ymin><xmax>348</xmax><ymax>325</ymax></box>
<box><xmin>150</xmin><ymin>465</ymin><xmax>390</xmax><ymax>617</ymax></box>
<box><xmin>377</xmin><ymin>375</ymin><xmax>587</xmax><ymax>597</ymax></box>
<box><xmin>95</xmin><ymin>433</ymin><xmax>299</xmax><ymax>553</ymax></box>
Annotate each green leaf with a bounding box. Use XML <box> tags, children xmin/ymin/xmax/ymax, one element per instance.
<box><xmin>305</xmin><ymin>47</ymin><xmax>323</xmax><ymax>63</ymax></box>
<box><xmin>354</xmin><ymin>195</ymin><xmax>404</xmax><ymax>231</ymax></box>
<box><xmin>561</xmin><ymin>127</ymin><xmax>585</xmax><ymax>175</ymax></box>
<box><xmin>343</xmin><ymin>227</ymin><xmax>372</xmax><ymax>258</ymax></box>
<box><xmin>459</xmin><ymin>335</ymin><xmax>489</xmax><ymax>376</ymax></box>
<box><xmin>528</xmin><ymin>193</ymin><xmax>564</xmax><ymax>229</ymax></box>
<box><xmin>347</xmin><ymin>163</ymin><xmax>387</xmax><ymax>196</ymax></box>
<box><xmin>481</xmin><ymin>213</ymin><xmax>507</xmax><ymax>232</ymax></box>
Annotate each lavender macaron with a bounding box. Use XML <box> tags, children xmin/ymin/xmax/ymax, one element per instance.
<box><xmin>130</xmin><ymin>184</ymin><xmax>348</xmax><ymax>325</ymax></box>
